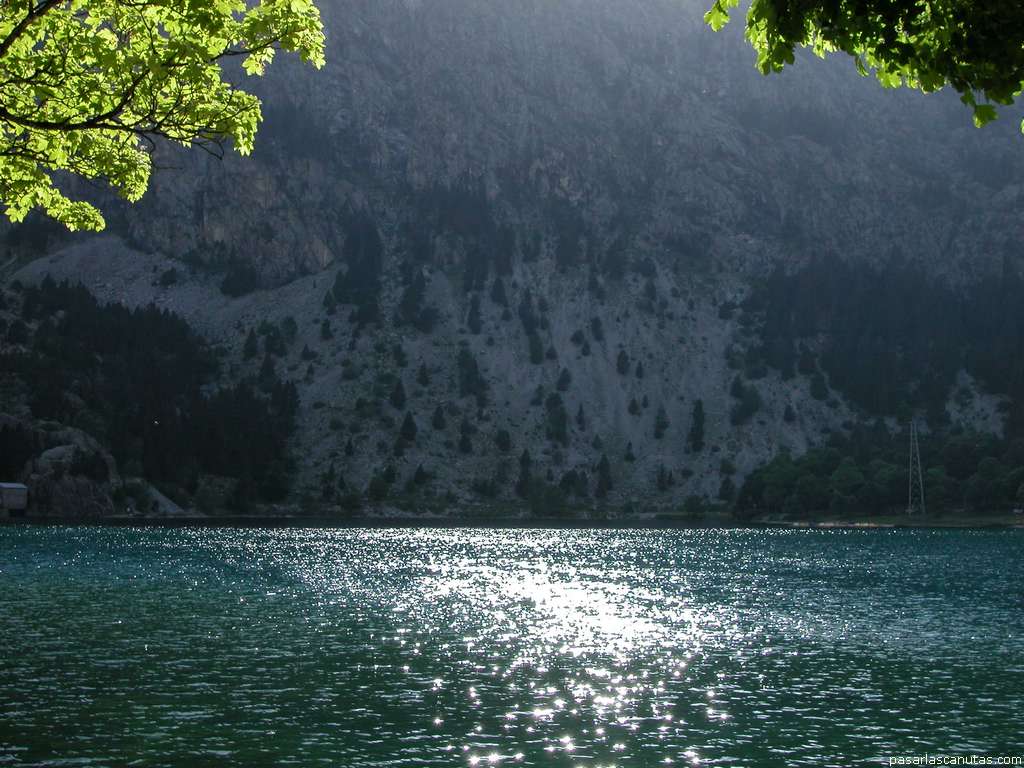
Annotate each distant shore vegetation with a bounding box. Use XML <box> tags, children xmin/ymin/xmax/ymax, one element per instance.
<box><xmin>1</xmin><ymin>277</ymin><xmax>298</xmax><ymax>511</ymax></box>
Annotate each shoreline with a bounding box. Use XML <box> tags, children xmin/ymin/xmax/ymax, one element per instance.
<box><xmin>2</xmin><ymin>514</ymin><xmax>1022</xmax><ymax>530</ymax></box>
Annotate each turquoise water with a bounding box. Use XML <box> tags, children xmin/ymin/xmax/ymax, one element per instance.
<box><xmin>1</xmin><ymin>527</ymin><xmax>1022</xmax><ymax>766</ymax></box>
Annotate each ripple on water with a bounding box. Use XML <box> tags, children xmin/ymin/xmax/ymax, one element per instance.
<box><xmin>0</xmin><ymin>526</ymin><xmax>1022</xmax><ymax>766</ymax></box>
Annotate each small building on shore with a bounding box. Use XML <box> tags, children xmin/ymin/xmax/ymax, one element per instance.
<box><xmin>0</xmin><ymin>483</ymin><xmax>28</xmax><ymax>517</ymax></box>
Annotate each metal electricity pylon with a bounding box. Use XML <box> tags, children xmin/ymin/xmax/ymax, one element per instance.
<box><xmin>907</xmin><ymin>419</ymin><xmax>926</xmax><ymax>516</ymax></box>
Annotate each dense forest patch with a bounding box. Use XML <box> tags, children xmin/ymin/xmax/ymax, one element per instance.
<box><xmin>738</xmin><ymin>260</ymin><xmax>1024</xmax><ymax>516</ymax></box>
<box><xmin>737</xmin><ymin>423</ymin><xmax>1024</xmax><ymax>517</ymax></box>
<box><xmin>744</xmin><ymin>259</ymin><xmax>1024</xmax><ymax>434</ymax></box>
<box><xmin>2</xmin><ymin>278</ymin><xmax>298</xmax><ymax>509</ymax></box>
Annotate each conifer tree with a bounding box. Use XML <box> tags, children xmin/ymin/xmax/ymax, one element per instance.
<box><xmin>545</xmin><ymin>393</ymin><xmax>569</xmax><ymax>446</ymax></box>
<box><xmin>657</xmin><ymin>465</ymin><xmax>670</xmax><ymax>492</ymax></box>
<box><xmin>557</xmin><ymin>368</ymin><xmax>572</xmax><ymax>392</ymax></box>
<box><xmin>280</xmin><ymin>316</ymin><xmax>298</xmax><ymax>345</ymax></box>
<box><xmin>323</xmin><ymin>290</ymin><xmax>338</xmax><ymax>315</ymax></box>
<box><xmin>528</xmin><ymin>332</ymin><xmax>544</xmax><ymax>365</ymax></box>
<box><xmin>491</xmin><ymin>277</ymin><xmax>508</xmax><ymax>307</ymax></box>
<box><xmin>414</xmin><ymin>464</ymin><xmax>429</xmax><ymax>485</ymax></box>
<box><xmin>518</xmin><ymin>289</ymin><xmax>537</xmax><ymax>334</ymax></box>
<box><xmin>243</xmin><ymin>328</ymin><xmax>259</xmax><ymax>360</ymax></box>
<box><xmin>467</xmin><ymin>295</ymin><xmax>482</xmax><ymax>334</ymax></box>
<box><xmin>393</xmin><ymin>344</ymin><xmax>408</xmax><ymax>368</ymax></box>
<box><xmin>596</xmin><ymin>454</ymin><xmax>613</xmax><ymax>498</ymax></box>
<box><xmin>515</xmin><ymin>449</ymin><xmax>533</xmax><ymax>498</ymax></box>
<box><xmin>259</xmin><ymin>350</ymin><xmax>276</xmax><ymax>384</ymax></box>
<box><xmin>390</xmin><ymin>379</ymin><xmax>407</xmax><ymax>410</ymax></box>
<box><xmin>495</xmin><ymin>429</ymin><xmax>512</xmax><ymax>453</ymax></box>
<box><xmin>688</xmin><ymin>399</ymin><xmax>706</xmax><ymax>452</ymax></box>
<box><xmin>617</xmin><ymin>350</ymin><xmax>630</xmax><ymax>375</ymax></box>
<box><xmin>718</xmin><ymin>476</ymin><xmax>736</xmax><ymax>502</ymax></box>
<box><xmin>400</xmin><ymin>412</ymin><xmax>418</xmax><ymax>442</ymax></box>
<box><xmin>458</xmin><ymin>419</ymin><xmax>473</xmax><ymax>454</ymax></box>
<box><xmin>654</xmin><ymin>404</ymin><xmax>669</xmax><ymax>439</ymax></box>
<box><xmin>432</xmin><ymin>405</ymin><xmax>447</xmax><ymax>430</ymax></box>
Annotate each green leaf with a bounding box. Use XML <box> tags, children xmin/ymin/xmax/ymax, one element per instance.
<box><xmin>973</xmin><ymin>104</ymin><xmax>998</xmax><ymax>128</ymax></box>
<box><xmin>705</xmin><ymin>2</ymin><xmax>731</xmax><ymax>32</ymax></box>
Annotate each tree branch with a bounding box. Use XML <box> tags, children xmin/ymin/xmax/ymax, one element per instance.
<box><xmin>0</xmin><ymin>0</ymin><xmax>63</xmax><ymax>61</ymax></box>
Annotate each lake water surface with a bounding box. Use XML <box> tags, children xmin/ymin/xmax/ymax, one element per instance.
<box><xmin>1</xmin><ymin>526</ymin><xmax>1022</xmax><ymax>766</ymax></box>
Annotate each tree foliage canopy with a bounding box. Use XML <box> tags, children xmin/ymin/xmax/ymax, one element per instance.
<box><xmin>0</xmin><ymin>0</ymin><xmax>324</xmax><ymax>231</ymax></box>
<box><xmin>706</xmin><ymin>0</ymin><xmax>1024</xmax><ymax>130</ymax></box>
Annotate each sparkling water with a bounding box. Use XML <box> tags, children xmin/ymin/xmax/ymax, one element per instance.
<box><xmin>1</xmin><ymin>526</ymin><xmax>1022</xmax><ymax>766</ymax></box>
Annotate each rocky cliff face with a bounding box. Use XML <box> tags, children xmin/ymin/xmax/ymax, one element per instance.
<box><xmin>85</xmin><ymin>0</ymin><xmax>1022</xmax><ymax>286</ymax></box>
<box><xmin>6</xmin><ymin>0</ymin><xmax>1023</xmax><ymax>514</ymax></box>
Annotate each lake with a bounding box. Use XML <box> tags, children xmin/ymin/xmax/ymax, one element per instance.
<box><xmin>1</xmin><ymin>526</ymin><xmax>1022</xmax><ymax>766</ymax></box>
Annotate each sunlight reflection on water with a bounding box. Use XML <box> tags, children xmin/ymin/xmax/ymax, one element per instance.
<box><xmin>0</xmin><ymin>527</ymin><xmax>1022</xmax><ymax>766</ymax></box>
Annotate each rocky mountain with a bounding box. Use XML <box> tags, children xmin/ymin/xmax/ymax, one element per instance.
<box><xmin>125</xmin><ymin>0</ymin><xmax>1024</xmax><ymax>283</ymax></box>
<box><xmin>3</xmin><ymin>0</ymin><xmax>1023</xmax><ymax>517</ymax></box>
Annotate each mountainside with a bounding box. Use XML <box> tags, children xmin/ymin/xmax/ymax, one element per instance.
<box><xmin>50</xmin><ymin>0</ymin><xmax>1024</xmax><ymax>285</ymax></box>
<box><xmin>3</xmin><ymin>0</ymin><xmax>1024</xmax><ymax>518</ymax></box>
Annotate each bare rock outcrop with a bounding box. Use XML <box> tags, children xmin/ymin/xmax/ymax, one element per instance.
<box><xmin>0</xmin><ymin>414</ymin><xmax>119</xmax><ymax>518</ymax></box>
